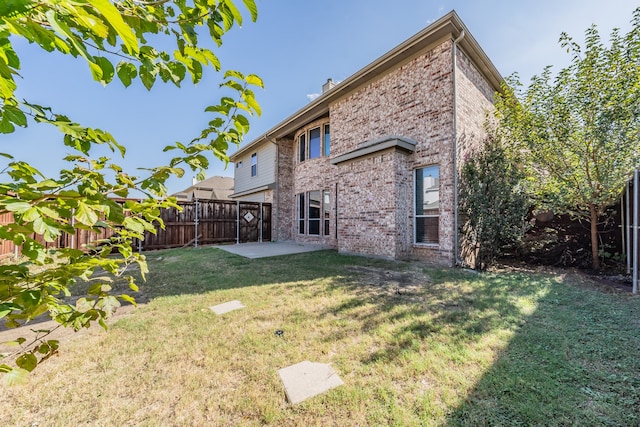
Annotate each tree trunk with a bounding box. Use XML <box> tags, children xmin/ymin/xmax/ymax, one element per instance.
<box><xmin>589</xmin><ymin>203</ymin><xmax>601</xmax><ymax>270</ymax></box>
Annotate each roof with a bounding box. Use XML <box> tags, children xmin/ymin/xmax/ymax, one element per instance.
<box><xmin>172</xmin><ymin>176</ymin><xmax>235</xmax><ymax>201</ymax></box>
<box><xmin>230</xmin><ymin>10</ymin><xmax>503</xmax><ymax>162</ymax></box>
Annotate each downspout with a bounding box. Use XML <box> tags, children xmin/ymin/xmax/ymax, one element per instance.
<box><xmin>266</xmin><ymin>133</ymin><xmax>278</xmax><ymax>241</ymax></box>
<box><xmin>452</xmin><ymin>30</ymin><xmax>465</xmax><ymax>267</ymax></box>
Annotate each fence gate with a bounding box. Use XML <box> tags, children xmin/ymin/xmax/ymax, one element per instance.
<box><xmin>238</xmin><ymin>202</ymin><xmax>260</xmax><ymax>243</ymax></box>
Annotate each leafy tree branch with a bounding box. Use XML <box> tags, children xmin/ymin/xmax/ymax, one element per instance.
<box><xmin>0</xmin><ymin>0</ymin><xmax>262</xmax><ymax>382</ymax></box>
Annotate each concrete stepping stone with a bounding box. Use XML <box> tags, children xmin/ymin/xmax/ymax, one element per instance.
<box><xmin>209</xmin><ymin>300</ymin><xmax>246</xmax><ymax>315</ymax></box>
<box><xmin>277</xmin><ymin>360</ymin><xmax>343</xmax><ymax>404</ymax></box>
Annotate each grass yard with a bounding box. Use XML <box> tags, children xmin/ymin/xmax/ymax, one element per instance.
<box><xmin>1</xmin><ymin>247</ymin><xmax>639</xmax><ymax>426</ymax></box>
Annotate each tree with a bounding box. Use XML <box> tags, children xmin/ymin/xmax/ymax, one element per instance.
<box><xmin>459</xmin><ymin>131</ymin><xmax>529</xmax><ymax>270</ymax></box>
<box><xmin>495</xmin><ymin>7</ymin><xmax>640</xmax><ymax>270</ymax></box>
<box><xmin>0</xmin><ymin>0</ymin><xmax>262</xmax><ymax>382</ymax></box>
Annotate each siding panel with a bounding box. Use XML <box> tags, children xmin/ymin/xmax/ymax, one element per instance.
<box><xmin>233</xmin><ymin>143</ymin><xmax>276</xmax><ymax>193</ymax></box>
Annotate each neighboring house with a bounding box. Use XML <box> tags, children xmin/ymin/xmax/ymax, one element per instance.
<box><xmin>229</xmin><ymin>11</ymin><xmax>502</xmax><ymax>265</ymax></box>
<box><xmin>172</xmin><ymin>176</ymin><xmax>235</xmax><ymax>201</ymax></box>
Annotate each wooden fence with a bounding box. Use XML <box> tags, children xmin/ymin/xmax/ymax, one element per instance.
<box><xmin>0</xmin><ymin>200</ymin><xmax>272</xmax><ymax>258</ymax></box>
<box><xmin>143</xmin><ymin>200</ymin><xmax>271</xmax><ymax>249</ymax></box>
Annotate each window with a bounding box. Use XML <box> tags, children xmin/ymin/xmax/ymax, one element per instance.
<box><xmin>324</xmin><ymin>124</ymin><xmax>330</xmax><ymax>156</ymax></box>
<box><xmin>251</xmin><ymin>153</ymin><xmax>257</xmax><ymax>177</ymax></box>
<box><xmin>323</xmin><ymin>189</ymin><xmax>330</xmax><ymax>235</ymax></box>
<box><xmin>236</xmin><ymin>161</ymin><xmax>242</xmax><ymax>168</ymax></box>
<box><xmin>297</xmin><ymin>121</ymin><xmax>330</xmax><ymax>162</ymax></box>
<box><xmin>309</xmin><ymin>127</ymin><xmax>321</xmax><ymax>159</ymax></box>
<box><xmin>415</xmin><ymin>165</ymin><xmax>439</xmax><ymax>244</ymax></box>
<box><xmin>298</xmin><ymin>134</ymin><xmax>306</xmax><ymax>162</ymax></box>
<box><xmin>297</xmin><ymin>190</ymin><xmax>329</xmax><ymax>236</ymax></box>
<box><xmin>298</xmin><ymin>194</ymin><xmax>305</xmax><ymax>234</ymax></box>
<box><xmin>308</xmin><ymin>191</ymin><xmax>321</xmax><ymax>235</ymax></box>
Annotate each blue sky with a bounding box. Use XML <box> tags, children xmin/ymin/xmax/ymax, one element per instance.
<box><xmin>2</xmin><ymin>0</ymin><xmax>638</xmax><ymax>195</ymax></box>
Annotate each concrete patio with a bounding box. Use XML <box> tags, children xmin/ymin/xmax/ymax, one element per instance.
<box><xmin>215</xmin><ymin>241</ymin><xmax>329</xmax><ymax>259</ymax></box>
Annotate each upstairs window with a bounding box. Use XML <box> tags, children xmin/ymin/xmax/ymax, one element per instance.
<box><xmin>236</xmin><ymin>161</ymin><xmax>243</xmax><ymax>168</ymax></box>
<box><xmin>251</xmin><ymin>153</ymin><xmax>257</xmax><ymax>177</ymax></box>
<box><xmin>309</xmin><ymin>127</ymin><xmax>321</xmax><ymax>159</ymax></box>
<box><xmin>324</xmin><ymin>124</ymin><xmax>331</xmax><ymax>156</ymax></box>
<box><xmin>297</xmin><ymin>121</ymin><xmax>330</xmax><ymax>162</ymax></box>
<box><xmin>298</xmin><ymin>134</ymin><xmax>306</xmax><ymax>162</ymax></box>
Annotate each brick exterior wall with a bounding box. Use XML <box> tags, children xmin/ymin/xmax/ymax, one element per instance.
<box><xmin>329</xmin><ymin>41</ymin><xmax>456</xmax><ymax>264</ymax></box>
<box><xmin>275</xmin><ymin>137</ymin><xmax>294</xmax><ymax>241</ymax></box>
<box><xmin>455</xmin><ymin>47</ymin><xmax>495</xmax><ymax>165</ymax></box>
<box><xmin>272</xmin><ymin>38</ymin><xmax>497</xmax><ymax>265</ymax></box>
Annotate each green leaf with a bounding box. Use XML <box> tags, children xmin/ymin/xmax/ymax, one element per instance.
<box><xmin>119</xmin><ymin>294</ymin><xmax>137</xmax><ymax>306</ymax></box>
<box><xmin>98</xmin><ymin>295</ymin><xmax>120</xmax><ymax>316</ymax></box>
<box><xmin>87</xmin><ymin>0</ymin><xmax>139</xmax><ymax>54</ymax></box>
<box><xmin>3</xmin><ymin>200</ymin><xmax>32</xmax><ymax>214</ymax></box>
<box><xmin>3</xmin><ymin>104</ymin><xmax>27</xmax><ymax>127</ymax></box>
<box><xmin>94</xmin><ymin>57</ymin><xmax>115</xmax><ymax>85</ymax></box>
<box><xmin>75</xmin><ymin>202</ymin><xmax>99</xmax><ymax>226</ymax></box>
<box><xmin>116</xmin><ymin>61</ymin><xmax>137</xmax><ymax>87</ymax></box>
<box><xmin>242</xmin><ymin>0</ymin><xmax>259</xmax><ymax>21</ymax></box>
<box><xmin>19</xmin><ymin>289</ymin><xmax>41</xmax><ymax>308</ymax></box>
<box><xmin>16</xmin><ymin>353</ymin><xmax>37</xmax><ymax>372</ymax></box>
<box><xmin>139</xmin><ymin>64</ymin><xmax>156</xmax><ymax>90</ymax></box>
<box><xmin>245</xmin><ymin>74</ymin><xmax>263</xmax><ymax>88</ymax></box>
<box><xmin>0</xmin><ymin>115</ymin><xmax>15</xmax><ymax>133</ymax></box>
<box><xmin>123</xmin><ymin>216</ymin><xmax>145</xmax><ymax>234</ymax></box>
<box><xmin>224</xmin><ymin>69</ymin><xmax>244</xmax><ymax>80</ymax></box>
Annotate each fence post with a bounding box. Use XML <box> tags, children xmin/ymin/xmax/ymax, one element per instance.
<box><xmin>259</xmin><ymin>202</ymin><xmax>263</xmax><ymax>243</ymax></box>
<box><xmin>236</xmin><ymin>201</ymin><xmax>240</xmax><ymax>244</ymax></box>
<box><xmin>70</xmin><ymin>208</ymin><xmax>75</xmax><ymax>250</ymax></box>
<box><xmin>633</xmin><ymin>169</ymin><xmax>638</xmax><ymax>294</ymax></box>
<box><xmin>194</xmin><ymin>198</ymin><xmax>199</xmax><ymax>248</ymax></box>
<box><xmin>626</xmin><ymin>182</ymin><xmax>631</xmax><ymax>275</ymax></box>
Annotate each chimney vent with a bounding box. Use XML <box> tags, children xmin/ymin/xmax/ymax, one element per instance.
<box><xmin>322</xmin><ymin>78</ymin><xmax>336</xmax><ymax>93</ymax></box>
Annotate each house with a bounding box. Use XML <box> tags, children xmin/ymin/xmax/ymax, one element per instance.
<box><xmin>172</xmin><ymin>176</ymin><xmax>234</xmax><ymax>201</ymax></box>
<box><xmin>229</xmin><ymin>10</ymin><xmax>503</xmax><ymax>265</ymax></box>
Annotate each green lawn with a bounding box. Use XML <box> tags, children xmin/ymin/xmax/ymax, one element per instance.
<box><xmin>1</xmin><ymin>247</ymin><xmax>638</xmax><ymax>426</ymax></box>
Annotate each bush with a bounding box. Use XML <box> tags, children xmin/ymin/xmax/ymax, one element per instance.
<box><xmin>459</xmin><ymin>133</ymin><xmax>529</xmax><ymax>270</ymax></box>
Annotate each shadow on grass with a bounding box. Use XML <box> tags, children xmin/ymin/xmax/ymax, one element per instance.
<box><xmin>444</xmin><ymin>275</ymin><xmax>640</xmax><ymax>426</ymax></box>
<box><xmin>129</xmin><ymin>246</ymin><xmax>392</xmax><ymax>301</ymax></box>
<box><xmin>319</xmin><ymin>268</ymin><xmax>550</xmax><ymax>365</ymax></box>
<box><xmin>312</xmin><ymin>266</ymin><xmax>639</xmax><ymax>425</ymax></box>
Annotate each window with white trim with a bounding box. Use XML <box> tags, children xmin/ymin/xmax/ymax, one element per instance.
<box><xmin>251</xmin><ymin>153</ymin><xmax>257</xmax><ymax>177</ymax></box>
<box><xmin>415</xmin><ymin>165</ymin><xmax>439</xmax><ymax>244</ymax></box>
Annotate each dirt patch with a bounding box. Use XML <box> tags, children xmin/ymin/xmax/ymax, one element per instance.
<box><xmin>346</xmin><ymin>265</ymin><xmax>431</xmax><ymax>300</ymax></box>
<box><xmin>493</xmin><ymin>261</ymin><xmax>637</xmax><ymax>295</ymax></box>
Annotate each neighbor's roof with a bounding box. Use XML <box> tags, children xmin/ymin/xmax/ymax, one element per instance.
<box><xmin>172</xmin><ymin>176</ymin><xmax>234</xmax><ymax>201</ymax></box>
<box><xmin>230</xmin><ymin>10</ymin><xmax>503</xmax><ymax>161</ymax></box>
